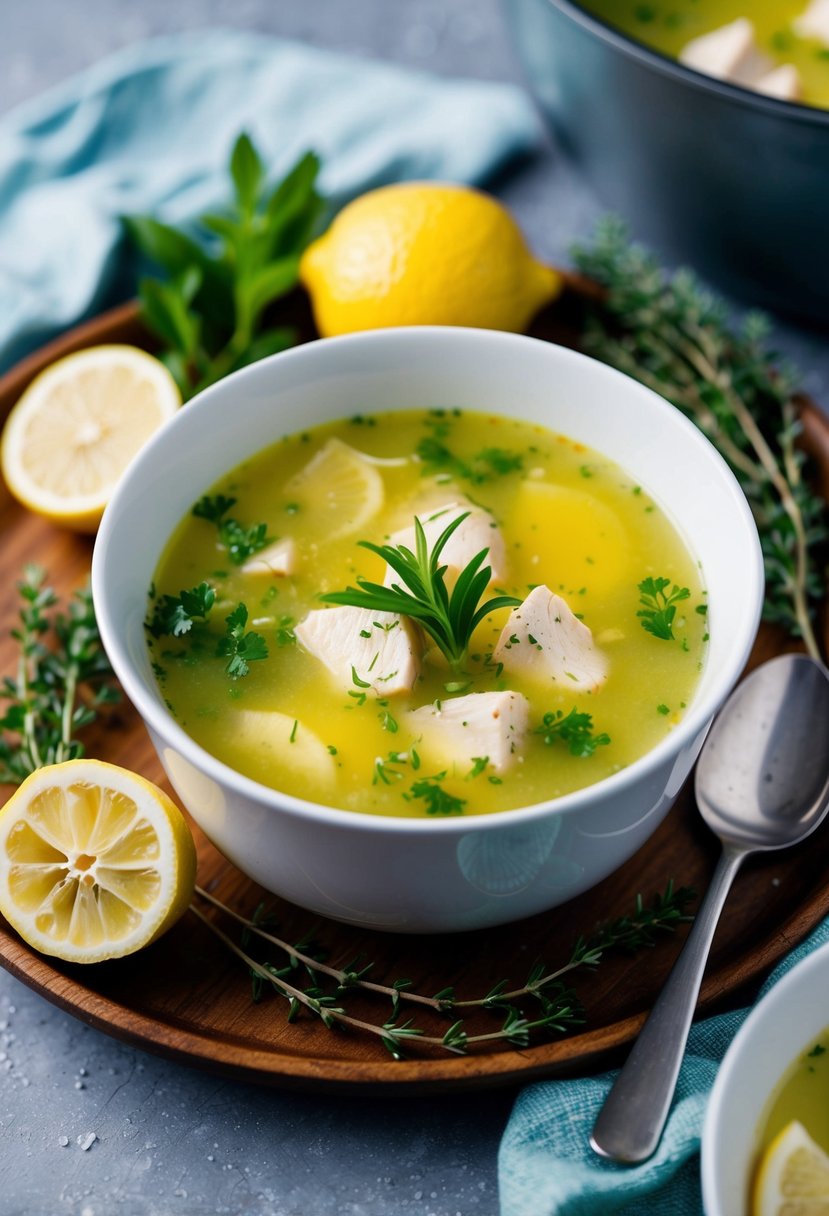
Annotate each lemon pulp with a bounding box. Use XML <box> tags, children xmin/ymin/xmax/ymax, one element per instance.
<box><xmin>0</xmin><ymin>760</ymin><xmax>196</xmax><ymax>963</ymax></box>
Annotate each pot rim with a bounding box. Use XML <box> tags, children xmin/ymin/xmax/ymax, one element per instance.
<box><xmin>543</xmin><ymin>0</ymin><xmax>829</xmax><ymax>128</ymax></box>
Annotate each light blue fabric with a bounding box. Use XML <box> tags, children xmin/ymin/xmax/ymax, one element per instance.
<box><xmin>0</xmin><ymin>29</ymin><xmax>542</xmax><ymax>373</ymax></box>
<box><xmin>499</xmin><ymin>915</ymin><xmax>829</xmax><ymax>1215</ymax></box>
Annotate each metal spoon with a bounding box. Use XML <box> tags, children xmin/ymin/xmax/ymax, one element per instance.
<box><xmin>590</xmin><ymin>653</ymin><xmax>829</xmax><ymax>1165</ymax></box>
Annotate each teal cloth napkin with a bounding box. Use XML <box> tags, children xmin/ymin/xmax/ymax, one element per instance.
<box><xmin>0</xmin><ymin>29</ymin><xmax>542</xmax><ymax>373</ymax></box>
<box><xmin>499</xmin><ymin>915</ymin><xmax>829</xmax><ymax>1215</ymax></box>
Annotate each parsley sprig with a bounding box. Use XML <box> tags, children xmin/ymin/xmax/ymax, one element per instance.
<box><xmin>125</xmin><ymin>133</ymin><xmax>324</xmax><ymax>400</ymax></box>
<box><xmin>146</xmin><ymin>584</ymin><xmax>267</xmax><ymax>680</ymax></box>
<box><xmin>322</xmin><ymin>513</ymin><xmax>521</xmax><ymax>670</ymax></box>
<box><xmin>217</xmin><ymin>605</ymin><xmax>269</xmax><ymax>679</ymax></box>
<box><xmin>0</xmin><ymin>568</ymin><xmax>120</xmax><ymax>785</ymax></box>
<box><xmin>573</xmin><ymin>218</ymin><xmax>828</xmax><ymax>660</ymax></box>
<box><xmin>636</xmin><ymin>577</ymin><xmax>691</xmax><ymax>641</ymax></box>
<box><xmin>535</xmin><ymin>708</ymin><xmax>611</xmax><ymax>758</ymax></box>
<box><xmin>192</xmin><ymin>495</ymin><xmax>271</xmax><ymax>566</ymax></box>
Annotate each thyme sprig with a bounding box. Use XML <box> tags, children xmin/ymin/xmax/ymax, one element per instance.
<box><xmin>0</xmin><ymin>567</ymin><xmax>120</xmax><ymax>785</ymax></box>
<box><xmin>322</xmin><ymin>513</ymin><xmax>521</xmax><ymax>670</ymax></box>
<box><xmin>193</xmin><ymin>880</ymin><xmax>694</xmax><ymax>1058</ymax></box>
<box><xmin>572</xmin><ymin>218</ymin><xmax>828</xmax><ymax>660</ymax></box>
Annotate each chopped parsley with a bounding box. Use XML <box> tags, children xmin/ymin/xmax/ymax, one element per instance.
<box><xmin>404</xmin><ymin>774</ymin><xmax>467</xmax><ymax>816</ymax></box>
<box><xmin>146</xmin><ymin>582</ymin><xmax>215</xmax><ymax>638</ymax></box>
<box><xmin>192</xmin><ymin>495</ymin><xmax>271</xmax><ymax>565</ymax></box>
<box><xmin>636</xmin><ymin>577</ymin><xmax>691</xmax><ymax>641</ymax></box>
<box><xmin>535</xmin><ymin>708</ymin><xmax>610</xmax><ymax>758</ymax></box>
<box><xmin>216</xmin><ymin>604</ymin><xmax>269</xmax><ymax>679</ymax></box>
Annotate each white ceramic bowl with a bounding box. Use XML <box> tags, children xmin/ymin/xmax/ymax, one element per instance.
<box><xmin>91</xmin><ymin>327</ymin><xmax>763</xmax><ymax>932</ymax></box>
<box><xmin>702</xmin><ymin>940</ymin><xmax>829</xmax><ymax>1216</ymax></box>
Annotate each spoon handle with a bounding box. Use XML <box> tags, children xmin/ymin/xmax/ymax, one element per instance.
<box><xmin>590</xmin><ymin>843</ymin><xmax>745</xmax><ymax>1164</ymax></box>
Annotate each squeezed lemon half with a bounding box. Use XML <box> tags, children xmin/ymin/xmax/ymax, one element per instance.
<box><xmin>300</xmin><ymin>181</ymin><xmax>562</xmax><ymax>337</ymax></box>
<box><xmin>1</xmin><ymin>344</ymin><xmax>181</xmax><ymax>532</ymax></box>
<box><xmin>0</xmin><ymin>760</ymin><xmax>196</xmax><ymax>963</ymax></box>
<box><xmin>753</xmin><ymin>1120</ymin><xmax>829</xmax><ymax>1216</ymax></box>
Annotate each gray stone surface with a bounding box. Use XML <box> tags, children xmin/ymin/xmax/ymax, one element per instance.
<box><xmin>1</xmin><ymin>2</ymin><xmax>827</xmax><ymax>1214</ymax></box>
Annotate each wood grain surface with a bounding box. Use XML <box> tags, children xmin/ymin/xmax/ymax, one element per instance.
<box><xmin>0</xmin><ymin>292</ymin><xmax>827</xmax><ymax>1094</ymax></box>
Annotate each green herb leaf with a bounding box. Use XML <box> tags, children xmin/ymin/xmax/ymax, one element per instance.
<box><xmin>535</xmin><ymin>708</ymin><xmax>610</xmax><ymax>758</ymax></box>
<box><xmin>0</xmin><ymin>568</ymin><xmax>120</xmax><ymax>784</ymax></box>
<box><xmin>403</xmin><ymin>774</ymin><xmax>467</xmax><ymax>816</ymax></box>
<box><xmin>147</xmin><ymin>582</ymin><xmax>215</xmax><ymax>638</ymax></box>
<box><xmin>216</xmin><ymin>603</ymin><xmax>269</xmax><ymax>679</ymax></box>
<box><xmin>125</xmin><ymin>136</ymin><xmax>324</xmax><ymax>400</ymax></box>
<box><xmin>322</xmin><ymin>513</ymin><xmax>520</xmax><ymax>670</ymax></box>
<box><xmin>572</xmin><ymin>218</ymin><xmax>828</xmax><ymax>661</ymax></box>
<box><xmin>636</xmin><ymin>577</ymin><xmax>690</xmax><ymax>641</ymax></box>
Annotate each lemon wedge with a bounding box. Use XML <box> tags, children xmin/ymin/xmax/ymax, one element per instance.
<box><xmin>1</xmin><ymin>344</ymin><xmax>181</xmax><ymax>532</ymax></box>
<box><xmin>753</xmin><ymin>1120</ymin><xmax>829</xmax><ymax>1216</ymax></box>
<box><xmin>0</xmin><ymin>760</ymin><xmax>196</xmax><ymax>963</ymax></box>
<box><xmin>284</xmin><ymin>437</ymin><xmax>384</xmax><ymax>539</ymax></box>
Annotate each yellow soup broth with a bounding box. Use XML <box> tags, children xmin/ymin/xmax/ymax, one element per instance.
<box><xmin>148</xmin><ymin>409</ymin><xmax>707</xmax><ymax>818</ymax></box>
<box><xmin>754</xmin><ymin>1029</ymin><xmax>829</xmax><ymax>1173</ymax></box>
<box><xmin>583</xmin><ymin>1</ymin><xmax>829</xmax><ymax>109</ymax></box>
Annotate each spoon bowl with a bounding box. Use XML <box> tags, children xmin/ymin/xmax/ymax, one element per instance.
<box><xmin>591</xmin><ymin>653</ymin><xmax>829</xmax><ymax>1164</ymax></box>
<box><xmin>696</xmin><ymin>655</ymin><xmax>829</xmax><ymax>850</ymax></box>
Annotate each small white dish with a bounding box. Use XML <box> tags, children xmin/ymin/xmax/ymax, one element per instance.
<box><xmin>702</xmin><ymin>938</ymin><xmax>829</xmax><ymax>1215</ymax></box>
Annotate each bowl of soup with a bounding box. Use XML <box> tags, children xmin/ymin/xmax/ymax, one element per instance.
<box><xmin>504</xmin><ymin>0</ymin><xmax>829</xmax><ymax>322</ymax></box>
<box><xmin>702</xmin><ymin>940</ymin><xmax>829</xmax><ymax>1215</ymax></box>
<box><xmin>91</xmin><ymin>327</ymin><xmax>763</xmax><ymax>932</ymax></box>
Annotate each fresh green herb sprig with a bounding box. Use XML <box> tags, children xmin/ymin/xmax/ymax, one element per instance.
<box><xmin>217</xmin><ymin>605</ymin><xmax>268</xmax><ymax>679</ymax></box>
<box><xmin>125</xmin><ymin>133</ymin><xmax>324</xmax><ymax>400</ymax></box>
<box><xmin>322</xmin><ymin>513</ymin><xmax>521</xmax><ymax>670</ymax></box>
<box><xmin>535</xmin><ymin>708</ymin><xmax>611</xmax><ymax>758</ymax></box>
<box><xmin>192</xmin><ymin>495</ymin><xmax>271</xmax><ymax>566</ymax></box>
<box><xmin>192</xmin><ymin>880</ymin><xmax>694</xmax><ymax>1059</ymax></box>
<box><xmin>637</xmin><ymin>576</ymin><xmax>691</xmax><ymax>641</ymax></box>
<box><xmin>0</xmin><ymin>568</ymin><xmax>121</xmax><ymax>785</ymax></box>
<box><xmin>404</xmin><ymin>773</ymin><xmax>467</xmax><ymax>816</ymax></box>
<box><xmin>146</xmin><ymin>582</ymin><xmax>216</xmax><ymax>639</ymax></box>
<box><xmin>572</xmin><ymin>218</ymin><xmax>828</xmax><ymax>661</ymax></box>
<box><xmin>416</xmin><ymin>436</ymin><xmax>524</xmax><ymax>484</ymax></box>
<box><xmin>146</xmin><ymin>584</ymin><xmax>266</xmax><ymax>679</ymax></box>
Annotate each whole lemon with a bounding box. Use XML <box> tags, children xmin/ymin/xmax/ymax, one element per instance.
<box><xmin>300</xmin><ymin>181</ymin><xmax>562</xmax><ymax>337</ymax></box>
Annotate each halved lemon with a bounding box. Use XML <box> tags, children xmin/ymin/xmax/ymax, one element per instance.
<box><xmin>1</xmin><ymin>344</ymin><xmax>181</xmax><ymax>532</ymax></box>
<box><xmin>0</xmin><ymin>760</ymin><xmax>197</xmax><ymax>963</ymax></box>
<box><xmin>753</xmin><ymin>1120</ymin><xmax>829</xmax><ymax>1216</ymax></box>
<box><xmin>284</xmin><ymin>437</ymin><xmax>384</xmax><ymax>539</ymax></box>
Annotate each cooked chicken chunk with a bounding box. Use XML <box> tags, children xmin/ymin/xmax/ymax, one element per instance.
<box><xmin>755</xmin><ymin>63</ymin><xmax>803</xmax><ymax>101</ymax></box>
<box><xmin>295</xmin><ymin>606</ymin><xmax>421</xmax><ymax>696</ymax></box>
<box><xmin>679</xmin><ymin>18</ymin><xmax>772</xmax><ymax>85</ymax></box>
<box><xmin>493</xmin><ymin>585</ymin><xmax>608</xmax><ymax>693</ymax></box>
<box><xmin>241</xmin><ymin>537</ymin><xmax>299</xmax><ymax>577</ymax></box>
<box><xmin>407</xmin><ymin>690</ymin><xmax>530</xmax><ymax>774</ymax></box>
<box><xmin>386</xmin><ymin>501</ymin><xmax>507</xmax><ymax>588</ymax></box>
<box><xmin>794</xmin><ymin>0</ymin><xmax>829</xmax><ymax>46</ymax></box>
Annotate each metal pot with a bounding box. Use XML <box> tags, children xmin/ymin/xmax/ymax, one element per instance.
<box><xmin>506</xmin><ymin>0</ymin><xmax>829</xmax><ymax>324</ymax></box>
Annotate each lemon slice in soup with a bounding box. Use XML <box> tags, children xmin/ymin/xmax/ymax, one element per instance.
<box><xmin>509</xmin><ymin>481</ymin><xmax>629</xmax><ymax>597</ymax></box>
<box><xmin>753</xmin><ymin>1120</ymin><xmax>829</xmax><ymax>1216</ymax></box>
<box><xmin>284</xmin><ymin>438</ymin><xmax>384</xmax><ymax>539</ymax></box>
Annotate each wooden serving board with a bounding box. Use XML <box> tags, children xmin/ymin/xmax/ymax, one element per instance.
<box><xmin>0</xmin><ymin>292</ymin><xmax>828</xmax><ymax>1095</ymax></box>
